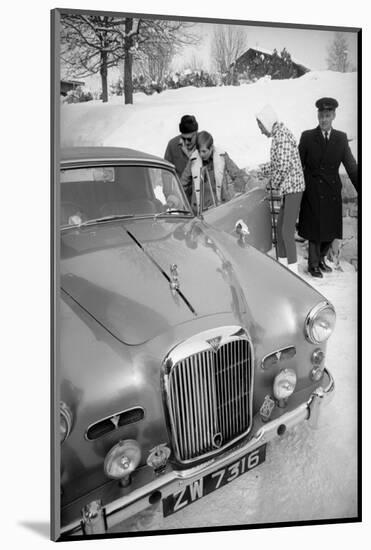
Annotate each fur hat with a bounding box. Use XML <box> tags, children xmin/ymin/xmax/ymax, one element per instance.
<box><xmin>256</xmin><ymin>105</ymin><xmax>279</xmax><ymax>133</ymax></box>
<box><xmin>179</xmin><ymin>115</ymin><xmax>198</xmax><ymax>134</ymax></box>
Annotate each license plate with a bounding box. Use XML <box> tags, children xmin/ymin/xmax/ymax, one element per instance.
<box><xmin>162</xmin><ymin>444</ymin><xmax>266</xmax><ymax>517</ymax></box>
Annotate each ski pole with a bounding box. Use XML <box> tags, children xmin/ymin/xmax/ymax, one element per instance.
<box><xmin>269</xmin><ymin>182</ymin><xmax>279</xmax><ymax>260</ymax></box>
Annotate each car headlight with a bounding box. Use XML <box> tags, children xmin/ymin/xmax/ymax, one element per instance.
<box><xmin>305</xmin><ymin>302</ymin><xmax>336</xmax><ymax>344</ymax></box>
<box><xmin>60</xmin><ymin>402</ymin><xmax>73</xmax><ymax>444</ymax></box>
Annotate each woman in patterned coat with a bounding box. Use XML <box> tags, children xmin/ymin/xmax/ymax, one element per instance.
<box><xmin>256</xmin><ymin>104</ymin><xmax>305</xmax><ymax>273</ymax></box>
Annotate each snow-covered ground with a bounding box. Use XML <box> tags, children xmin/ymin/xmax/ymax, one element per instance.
<box><xmin>61</xmin><ymin>71</ymin><xmax>358</xmax><ymax>532</ymax></box>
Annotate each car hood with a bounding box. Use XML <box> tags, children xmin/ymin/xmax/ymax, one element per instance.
<box><xmin>60</xmin><ymin>218</ymin><xmax>249</xmax><ymax>345</ymax></box>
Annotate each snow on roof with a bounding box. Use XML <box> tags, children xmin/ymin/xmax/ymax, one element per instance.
<box><xmin>241</xmin><ymin>47</ymin><xmax>310</xmax><ymax>70</ymax></box>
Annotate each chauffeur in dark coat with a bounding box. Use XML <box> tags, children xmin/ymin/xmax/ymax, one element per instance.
<box><xmin>297</xmin><ymin>97</ymin><xmax>358</xmax><ymax>277</ymax></box>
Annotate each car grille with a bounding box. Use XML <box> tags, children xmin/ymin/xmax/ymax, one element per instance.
<box><xmin>166</xmin><ymin>337</ymin><xmax>252</xmax><ymax>463</ymax></box>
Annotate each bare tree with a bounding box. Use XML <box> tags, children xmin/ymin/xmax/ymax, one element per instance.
<box><xmin>211</xmin><ymin>25</ymin><xmax>247</xmax><ymax>84</ymax></box>
<box><xmin>326</xmin><ymin>32</ymin><xmax>352</xmax><ymax>72</ymax></box>
<box><xmin>61</xmin><ymin>15</ymin><xmax>129</xmax><ymax>102</ymax></box>
<box><xmin>187</xmin><ymin>53</ymin><xmax>206</xmax><ymax>72</ymax></box>
<box><xmin>61</xmin><ymin>14</ymin><xmax>199</xmax><ymax>104</ymax></box>
<box><xmin>134</xmin><ymin>39</ymin><xmax>175</xmax><ymax>86</ymax></box>
<box><xmin>132</xmin><ymin>19</ymin><xmax>199</xmax><ymax>90</ymax></box>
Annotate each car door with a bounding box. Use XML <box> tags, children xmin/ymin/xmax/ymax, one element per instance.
<box><xmin>202</xmin><ymin>187</ymin><xmax>273</xmax><ymax>253</ymax></box>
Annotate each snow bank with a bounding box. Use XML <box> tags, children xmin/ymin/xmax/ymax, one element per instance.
<box><xmin>61</xmin><ymin>70</ymin><xmax>357</xmax><ymax>169</ymax></box>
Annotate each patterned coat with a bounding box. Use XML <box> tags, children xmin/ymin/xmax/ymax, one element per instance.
<box><xmin>258</xmin><ymin>122</ymin><xmax>305</xmax><ymax>195</ymax></box>
<box><xmin>297</xmin><ymin>126</ymin><xmax>358</xmax><ymax>242</ymax></box>
<box><xmin>180</xmin><ymin>147</ymin><xmax>247</xmax><ymax>213</ymax></box>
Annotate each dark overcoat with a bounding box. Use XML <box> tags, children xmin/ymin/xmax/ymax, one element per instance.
<box><xmin>297</xmin><ymin>126</ymin><xmax>357</xmax><ymax>242</ymax></box>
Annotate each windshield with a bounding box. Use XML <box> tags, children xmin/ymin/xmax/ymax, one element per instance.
<box><xmin>60</xmin><ymin>164</ymin><xmax>192</xmax><ymax>227</ymax></box>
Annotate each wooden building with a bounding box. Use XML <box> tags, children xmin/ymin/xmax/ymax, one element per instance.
<box><xmin>60</xmin><ymin>79</ymin><xmax>85</xmax><ymax>96</ymax></box>
<box><xmin>233</xmin><ymin>47</ymin><xmax>309</xmax><ymax>81</ymax></box>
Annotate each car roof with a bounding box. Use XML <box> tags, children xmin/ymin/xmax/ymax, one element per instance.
<box><xmin>60</xmin><ymin>146</ymin><xmax>172</xmax><ymax>167</ymax></box>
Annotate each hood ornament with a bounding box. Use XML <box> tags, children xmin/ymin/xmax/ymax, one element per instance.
<box><xmin>169</xmin><ymin>264</ymin><xmax>179</xmax><ymax>294</ymax></box>
<box><xmin>207</xmin><ymin>336</ymin><xmax>222</xmax><ymax>353</ymax></box>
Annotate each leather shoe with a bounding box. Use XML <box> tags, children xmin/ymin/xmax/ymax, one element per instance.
<box><xmin>319</xmin><ymin>260</ymin><xmax>332</xmax><ymax>273</ymax></box>
<box><xmin>308</xmin><ymin>267</ymin><xmax>323</xmax><ymax>278</ymax></box>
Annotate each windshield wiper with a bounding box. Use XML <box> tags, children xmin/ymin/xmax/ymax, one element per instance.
<box><xmin>154</xmin><ymin>209</ymin><xmax>193</xmax><ymax>219</ymax></box>
<box><xmin>61</xmin><ymin>214</ymin><xmax>134</xmax><ymax>230</ymax></box>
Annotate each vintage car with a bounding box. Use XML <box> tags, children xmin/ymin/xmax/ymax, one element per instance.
<box><xmin>58</xmin><ymin>146</ymin><xmax>335</xmax><ymax>538</ymax></box>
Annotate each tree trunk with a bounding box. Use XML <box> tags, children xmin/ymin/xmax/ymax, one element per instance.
<box><xmin>100</xmin><ymin>50</ymin><xmax>108</xmax><ymax>103</ymax></box>
<box><xmin>124</xmin><ymin>18</ymin><xmax>134</xmax><ymax>105</ymax></box>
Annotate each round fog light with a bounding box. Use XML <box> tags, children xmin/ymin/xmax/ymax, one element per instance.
<box><xmin>273</xmin><ymin>368</ymin><xmax>297</xmax><ymax>401</ymax></box>
<box><xmin>104</xmin><ymin>439</ymin><xmax>141</xmax><ymax>480</ymax></box>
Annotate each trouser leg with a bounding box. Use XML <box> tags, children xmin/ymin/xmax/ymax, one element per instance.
<box><xmin>320</xmin><ymin>241</ymin><xmax>332</xmax><ymax>261</ymax></box>
<box><xmin>308</xmin><ymin>241</ymin><xmax>321</xmax><ymax>268</ymax></box>
<box><xmin>276</xmin><ymin>199</ymin><xmax>286</xmax><ymax>258</ymax></box>
<box><xmin>280</xmin><ymin>192</ymin><xmax>303</xmax><ymax>264</ymax></box>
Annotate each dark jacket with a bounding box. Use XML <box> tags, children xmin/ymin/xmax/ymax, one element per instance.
<box><xmin>298</xmin><ymin>126</ymin><xmax>357</xmax><ymax>242</ymax></box>
<box><xmin>164</xmin><ymin>135</ymin><xmax>193</xmax><ymax>178</ymax></box>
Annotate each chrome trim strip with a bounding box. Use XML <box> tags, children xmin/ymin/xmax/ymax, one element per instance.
<box><xmin>261</xmin><ymin>345</ymin><xmax>296</xmax><ymax>369</ymax></box>
<box><xmin>84</xmin><ymin>406</ymin><xmax>145</xmax><ymax>441</ymax></box>
<box><xmin>60</xmin><ymin>158</ymin><xmax>173</xmax><ymax>169</ymax></box>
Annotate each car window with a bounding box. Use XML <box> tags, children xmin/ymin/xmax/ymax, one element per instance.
<box><xmin>60</xmin><ymin>165</ymin><xmax>190</xmax><ymax>226</ymax></box>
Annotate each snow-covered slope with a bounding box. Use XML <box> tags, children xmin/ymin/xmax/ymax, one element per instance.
<box><xmin>61</xmin><ymin>70</ymin><xmax>357</xmax><ymax>169</ymax></box>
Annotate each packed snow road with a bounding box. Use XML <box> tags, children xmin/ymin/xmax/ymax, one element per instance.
<box><xmin>110</xmin><ymin>261</ymin><xmax>358</xmax><ymax>533</ymax></box>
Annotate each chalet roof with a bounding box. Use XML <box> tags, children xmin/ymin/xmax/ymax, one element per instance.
<box><xmin>235</xmin><ymin>47</ymin><xmax>310</xmax><ymax>71</ymax></box>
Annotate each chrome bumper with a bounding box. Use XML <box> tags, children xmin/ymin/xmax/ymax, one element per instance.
<box><xmin>60</xmin><ymin>368</ymin><xmax>334</xmax><ymax>538</ymax></box>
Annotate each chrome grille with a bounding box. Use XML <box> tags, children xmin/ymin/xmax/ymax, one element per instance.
<box><xmin>167</xmin><ymin>338</ymin><xmax>252</xmax><ymax>463</ymax></box>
